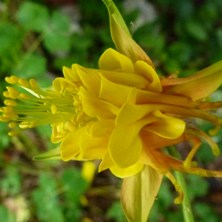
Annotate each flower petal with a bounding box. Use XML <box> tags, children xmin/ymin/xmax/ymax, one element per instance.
<box><xmin>108</xmin><ymin>123</ymin><xmax>143</xmax><ymax>168</ymax></box>
<box><xmin>61</xmin><ymin>125</ymin><xmax>107</xmax><ymax>161</ymax></box>
<box><xmin>110</xmin><ymin>162</ymin><xmax>144</xmax><ymax>178</ymax></box>
<box><xmin>162</xmin><ymin>60</ymin><xmax>222</xmax><ymax>101</ymax></box>
<box><xmin>99</xmin><ymin>75</ymin><xmax>132</xmax><ymax>107</ymax></box>
<box><xmin>99</xmin><ymin>48</ymin><xmax>134</xmax><ymax>73</ymax></box>
<box><xmin>60</xmin><ymin>128</ymin><xmax>83</xmax><ymax>161</ymax></box>
<box><xmin>135</xmin><ymin>60</ymin><xmax>162</xmax><ymax>92</ymax></box>
<box><xmin>144</xmin><ymin>110</ymin><xmax>186</xmax><ymax>139</ymax></box>
<box><xmin>80</xmin><ymin>87</ymin><xmax>118</xmax><ymax>118</ymax></box>
<box><xmin>72</xmin><ymin>64</ymin><xmax>101</xmax><ymax>95</ymax></box>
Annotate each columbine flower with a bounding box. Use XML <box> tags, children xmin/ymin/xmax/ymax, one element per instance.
<box><xmin>1</xmin><ymin>0</ymin><xmax>222</xmax><ymax>221</ymax></box>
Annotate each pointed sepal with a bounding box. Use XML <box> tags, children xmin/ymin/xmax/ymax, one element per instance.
<box><xmin>121</xmin><ymin>166</ymin><xmax>163</xmax><ymax>222</ymax></box>
<box><xmin>33</xmin><ymin>147</ymin><xmax>61</xmax><ymax>161</ymax></box>
<box><xmin>102</xmin><ymin>0</ymin><xmax>154</xmax><ymax>66</ymax></box>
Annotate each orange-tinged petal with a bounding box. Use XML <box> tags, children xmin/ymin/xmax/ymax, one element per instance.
<box><xmin>99</xmin><ymin>48</ymin><xmax>134</xmax><ymax>72</ymax></box>
<box><xmin>121</xmin><ymin>166</ymin><xmax>163</xmax><ymax>222</ymax></box>
<box><xmin>162</xmin><ymin>60</ymin><xmax>222</xmax><ymax>101</ymax></box>
<box><xmin>141</xmin><ymin>131</ymin><xmax>184</xmax><ymax>150</ymax></box>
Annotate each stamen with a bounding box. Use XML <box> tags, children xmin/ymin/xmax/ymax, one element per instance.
<box><xmin>183</xmin><ymin>135</ymin><xmax>201</xmax><ymax>167</ymax></box>
<box><xmin>199</xmin><ymin>101</ymin><xmax>222</xmax><ymax>110</ymax></box>
<box><xmin>186</xmin><ymin>128</ymin><xmax>220</xmax><ymax>157</ymax></box>
<box><xmin>165</xmin><ymin>172</ymin><xmax>183</xmax><ymax>204</ymax></box>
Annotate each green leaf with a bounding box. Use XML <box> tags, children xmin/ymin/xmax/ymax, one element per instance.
<box><xmin>14</xmin><ymin>54</ymin><xmax>47</xmax><ymax>78</ymax></box>
<box><xmin>16</xmin><ymin>2</ymin><xmax>49</xmax><ymax>32</ymax></box>
<box><xmin>0</xmin><ymin>167</ymin><xmax>21</xmax><ymax>196</ymax></box>
<box><xmin>61</xmin><ymin>168</ymin><xmax>88</xmax><ymax>221</ymax></box>
<box><xmin>185</xmin><ymin>20</ymin><xmax>207</xmax><ymax>41</ymax></box>
<box><xmin>0</xmin><ymin>206</ymin><xmax>15</xmax><ymax>222</ymax></box>
<box><xmin>61</xmin><ymin>168</ymin><xmax>88</xmax><ymax>202</ymax></box>
<box><xmin>0</xmin><ymin>22</ymin><xmax>23</xmax><ymax>55</ymax></box>
<box><xmin>43</xmin><ymin>11</ymin><xmax>71</xmax><ymax>53</ymax></box>
<box><xmin>106</xmin><ymin>201</ymin><xmax>127</xmax><ymax>222</ymax></box>
<box><xmin>121</xmin><ymin>166</ymin><xmax>163</xmax><ymax>222</ymax></box>
<box><xmin>31</xmin><ymin>172</ymin><xmax>65</xmax><ymax>222</ymax></box>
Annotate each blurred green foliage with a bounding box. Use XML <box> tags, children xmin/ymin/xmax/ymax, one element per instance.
<box><xmin>0</xmin><ymin>0</ymin><xmax>222</xmax><ymax>221</ymax></box>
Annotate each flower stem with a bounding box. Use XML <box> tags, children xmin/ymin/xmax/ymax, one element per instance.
<box><xmin>169</xmin><ymin>148</ymin><xmax>195</xmax><ymax>222</ymax></box>
<box><xmin>175</xmin><ymin>171</ymin><xmax>195</xmax><ymax>222</ymax></box>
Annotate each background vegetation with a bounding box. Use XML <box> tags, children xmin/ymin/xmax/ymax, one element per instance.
<box><xmin>0</xmin><ymin>0</ymin><xmax>222</xmax><ymax>221</ymax></box>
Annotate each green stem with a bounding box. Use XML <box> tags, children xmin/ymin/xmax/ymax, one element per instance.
<box><xmin>170</xmin><ymin>148</ymin><xmax>195</xmax><ymax>222</ymax></box>
<box><xmin>175</xmin><ymin>171</ymin><xmax>195</xmax><ymax>222</ymax></box>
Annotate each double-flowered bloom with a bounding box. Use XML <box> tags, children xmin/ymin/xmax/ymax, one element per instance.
<box><xmin>1</xmin><ymin>0</ymin><xmax>222</xmax><ymax>220</ymax></box>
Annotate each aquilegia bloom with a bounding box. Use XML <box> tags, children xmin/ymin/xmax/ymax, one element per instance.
<box><xmin>1</xmin><ymin>0</ymin><xmax>222</xmax><ymax>221</ymax></box>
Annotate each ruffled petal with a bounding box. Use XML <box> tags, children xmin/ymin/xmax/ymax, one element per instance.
<box><xmin>144</xmin><ymin>110</ymin><xmax>186</xmax><ymax>139</ymax></box>
<box><xmin>72</xmin><ymin>64</ymin><xmax>101</xmax><ymax>95</ymax></box>
<box><xmin>99</xmin><ymin>75</ymin><xmax>132</xmax><ymax>107</ymax></box>
<box><xmin>60</xmin><ymin>128</ymin><xmax>83</xmax><ymax>161</ymax></box>
<box><xmin>108</xmin><ymin>124</ymin><xmax>143</xmax><ymax>168</ymax></box>
<box><xmin>79</xmin><ymin>87</ymin><xmax>118</xmax><ymax>118</ymax></box>
<box><xmin>61</xmin><ymin>125</ymin><xmax>107</xmax><ymax>161</ymax></box>
<box><xmin>99</xmin><ymin>149</ymin><xmax>144</xmax><ymax>178</ymax></box>
<box><xmin>110</xmin><ymin>162</ymin><xmax>144</xmax><ymax>178</ymax></box>
<box><xmin>88</xmin><ymin>119</ymin><xmax>115</xmax><ymax>137</ymax></box>
<box><xmin>99</xmin><ymin>48</ymin><xmax>134</xmax><ymax>73</ymax></box>
<box><xmin>135</xmin><ymin>60</ymin><xmax>162</xmax><ymax>92</ymax></box>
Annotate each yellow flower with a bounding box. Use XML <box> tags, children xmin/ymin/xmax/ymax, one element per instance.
<box><xmin>1</xmin><ymin>0</ymin><xmax>222</xmax><ymax>221</ymax></box>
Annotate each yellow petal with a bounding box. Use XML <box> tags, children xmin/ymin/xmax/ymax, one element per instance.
<box><xmin>121</xmin><ymin>166</ymin><xmax>163</xmax><ymax>222</ymax></box>
<box><xmin>60</xmin><ymin>129</ymin><xmax>83</xmax><ymax>161</ymax></box>
<box><xmin>88</xmin><ymin>119</ymin><xmax>115</xmax><ymax>137</ymax></box>
<box><xmin>102</xmin><ymin>0</ymin><xmax>154</xmax><ymax>66</ymax></box>
<box><xmin>79</xmin><ymin>131</ymin><xmax>107</xmax><ymax>160</ymax></box>
<box><xmin>99</xmin><ymin>152</ymin><xmax>144</xmax><ymax>178</ymax></box>
<box><xmin>135</xmin><ymin>60</ymin><xmax>162</xmax><ymax>92</ymax></box>
<box><xmin>72</xmin><ymin>64</ymin><xmax>100</xmax><ymax>95</ymax></box>
<box><xmin>163</xmin><ymin>60</ymin><xmax>222</xmax><ymax>101</ymax></box>
<box><xmin>110</xmin><ymin>162</ymin><xmax>144</xmax><ymax>178</ymax></box>
<box><xmin>109</xmin><ymin>125</ymin><xmax>143</xmax><ymax>168</ymax></box>
<box><xmin>109</xmin><ymin>116</ymin><xmax>154</xmax><ymax>168</ymax></box>
<box><xmin>61</xmin><ymin>125</ymin><xmax>107</xmax><ymax>161</ymax></box>
<box><xmin>116</xmin><ymin>103</ymin><xmax>150</xmax><ymax>126</ymax></box>
<box><xmin>144</xmin><ymin>110</ymin><xmax>186</xmax><ymax>139</ymax></box>
<box><xmin>80</xmin><ymin>87</ymin><xmax>118</xmax><ymax>118</ymax></box>
<box><xmin>99</xmin><ymin>48</ymin><xmax>134</xmax><ymax>72</ymax></box>
<box><xmin>99</xmin><ymin>75</ymin><xmax>132</xmax><ymax>107</ymax></box>
<box><xmin>98</xmin><ymin>152</ymin><xmax>113</xmax><ymax>172</ymax></box>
